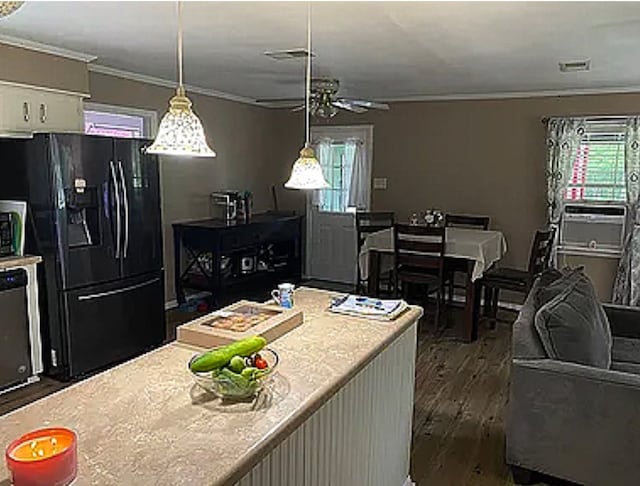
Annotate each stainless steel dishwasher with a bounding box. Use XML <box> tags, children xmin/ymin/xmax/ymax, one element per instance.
<box><xmin>0</xmin><ymin>268</ymin><xmax>32</xmax><ymax>391</ymax></box>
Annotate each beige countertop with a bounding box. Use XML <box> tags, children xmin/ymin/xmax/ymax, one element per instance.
<box><xmin>0</xmin><ymin>255</ymin><xmax>42</xmax><ymax>270</ymax></box>
<box><xmin>0</xmin><ymin>287</ymin><xmax>422</xmax><ymax>486</ymax></box>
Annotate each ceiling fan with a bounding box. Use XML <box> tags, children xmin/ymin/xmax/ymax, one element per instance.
<box><xmin>259</xmin><ymin>78</ymin><xmax>390</xmax><ymax>119</ymax></box>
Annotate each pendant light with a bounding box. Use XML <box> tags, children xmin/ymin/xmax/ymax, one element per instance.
<box><xmin>0</xmin><ymin>1</ymin><xmax>23</xmax><ymax>19</ymax></box>
<box><xmin>284</xmin><ymin>3</ymin><xmax>329</xmax><ymax>190</ymax></box>
<box><xmin>147</xmin><ymin>1</ymin><xmax>215</xmax><ymax>157</ymax></box>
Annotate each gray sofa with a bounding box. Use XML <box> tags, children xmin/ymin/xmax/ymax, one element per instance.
<box><xmin>506</xmin><ymin>277</ymin><xmax>640</xmax><ymax>486</ymax></box>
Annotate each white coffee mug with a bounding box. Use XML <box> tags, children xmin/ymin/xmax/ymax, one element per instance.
<box><xmin>272</xmin><ymin>283</ymin><xmax>295</xmax><ymax>308</ymax></box>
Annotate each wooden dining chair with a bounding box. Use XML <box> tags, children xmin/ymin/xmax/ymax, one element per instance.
<box><xmin>355</xmin><ymin>211</ymin><xmax>395</xmax><ymax>293</ymax></box>
<box><xmin>444</xmin><ymin>214</ymin><xmax>490</xmax><ymax>230</ymax></box>
<box><xmin>394</xmin><ymin>224</ymin><xmax>447</xmax><ymax>327</ymax></box>
<box><xmin>481</xmin><ymin>228</ymin><xmax>556</xmax><ymax>325</ymax></box>
<box><xmin>444</xmin><ymin>214</ymin><xmax>491</xmax><ymax>304</ymax></box>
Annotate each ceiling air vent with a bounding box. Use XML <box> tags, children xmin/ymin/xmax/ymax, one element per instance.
<box><xmin>264</xmin><ymin>48</ymin><xmax>313</xmax><ymax>61</ymax></box>
<box><xmin>559</xmin><ymin>60</ymin><xmax>591</xmax><ymax>73</ymax></box>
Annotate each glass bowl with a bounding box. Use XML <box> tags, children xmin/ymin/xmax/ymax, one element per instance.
<box><xmin>188</xmin><ymin>347</ymin><xmax>279</xmax><ymax>400</ymax></box>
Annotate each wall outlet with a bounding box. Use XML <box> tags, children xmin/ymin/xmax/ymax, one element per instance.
<box><xmin>373</xmin><ymin>178</ymin><xmax>388</xmax><ymax>190</ymax></box>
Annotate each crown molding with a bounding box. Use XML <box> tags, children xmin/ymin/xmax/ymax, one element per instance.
<box><xmin>88</xmin><ymin>64</ymin><xmax>259</xmax><ymax>106</ymax></box>
<box><xmin>379</xmin><ymin>85</ymin><xmax>640</xmax><ymax>103</ymax></box>
<box><xmin>0</xmin><ymin>34</ymin><xmax>97</xmax><ymax>62</ymax></box>
<box><xmin>0</xmin><ymin>79</ymin><xmax>89</xmax><ymax>98</ymax></box>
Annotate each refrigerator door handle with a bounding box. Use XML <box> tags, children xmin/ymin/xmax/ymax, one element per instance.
<box><xmin>117</xmin><ymin>160</ymin><xmax>130</xmax><ymax>259</ymax></box>
<box><xmin>109</xmin><ymin>161</ymin><xmax>122</xmax><ymax>259</ymax></box>
<box><xmin>77</xmin><ymin>277</ymin><xmax>160</xmax><ymax>301</ymax></box>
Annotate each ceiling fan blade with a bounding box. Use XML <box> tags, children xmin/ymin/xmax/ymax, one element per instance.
<box><xmin>332</xmin><ymin>100</ymin><xmax>367</xmax><ymax>114</ymax></box>
<box><xmin>339</xmin><ymin>98</ymin><xmax>390</xmax><ymax>110</ymax></box>
<box><xmin>255</xmin><ymin>97</ymin><xmax>304</xmax><ymax>104</ymax></box>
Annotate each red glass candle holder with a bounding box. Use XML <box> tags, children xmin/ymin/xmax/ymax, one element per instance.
<box><xmin>5</xmin><ymin>427</ymin><xmax>77</xmax><ymax>486</ymax></box>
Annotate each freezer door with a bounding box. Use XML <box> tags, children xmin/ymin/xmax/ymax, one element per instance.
<box><xmin>63</xmin><ymin>272</ymin><xmax>165</xmax><ymax>378</ymax></box>
<box><xmin>50</xmin><ymin>134</ymin><xmax>121</xmax><ymax>289</ymax></box>
<box><xmin>114</xmin><ymin>139</ymin><xmax>163</xmax><ymax>278</ymax></box>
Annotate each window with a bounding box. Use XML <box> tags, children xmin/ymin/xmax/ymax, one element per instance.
<box><xmin>565</xmin><ymin>120</ymin><xmax>626</xmax><ymax>202</ymax></box>
<box><xmin>83</xmin><ymin>103</ymin><xmax>156</xmax><ymax>139</ymax></box>
<box><xmin>317</xmin><ymin>142</ymin><xmax>354</xmax><ymax>213</ymax></box>
<box><xmin>311</xmin><ymin>125</ymin><xmax>373</xmax><ymax>214</ymax></box>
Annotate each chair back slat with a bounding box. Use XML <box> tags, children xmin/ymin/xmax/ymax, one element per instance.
<box><xmin>445</xmin><ymin>214</ymin><xmax>490</xmax><ymax>230</ymax></box>
<box><xmin>527</xmin><ymin>228</ymin><xmax>556</xmax><ymax>277</ymax></box>
<box><xmin>396</xmin><ymin>238</ymin><xmax>443</xmax><ymax>254</ymax></box>
<box><xmin>396</xmin><ymin>252</ymin><xmax>442</xmax><ymax>270</ymax></box>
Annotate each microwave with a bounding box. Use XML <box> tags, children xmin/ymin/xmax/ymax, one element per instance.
<box><xmin>0</xmin><ymin>212</ymin><xmax>14</xmax><ymax>257</ymax></box>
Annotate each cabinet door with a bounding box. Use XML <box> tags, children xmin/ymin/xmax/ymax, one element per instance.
<box><xmin>0</xmin><ymin>85</ymin><xmax>33</xmax><ymax>133</ymax></box>
<box><xmin>34</xmin><ymin>92</ymin><xmax>84</xmax><ymax>133</ymax></box>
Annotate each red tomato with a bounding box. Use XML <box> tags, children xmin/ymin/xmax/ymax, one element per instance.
<box><xmin>255</xmin><ymin>357</ymin><xmax>268</xmax><ymax>370</ymax></box>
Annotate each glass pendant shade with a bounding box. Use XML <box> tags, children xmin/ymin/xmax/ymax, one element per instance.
<box><xmin>147</xmin><ymin>86</ymin><xmax>215</xmax><ymax>157</ymax></box>
<box><xmin>0</xmin><ymin>1</ymin><xmax>23</xmax><ymax>18</ymax></box>
<box><xmin>284</xmin><ymin>145</ymin><xmax>329</xmax><ymax>190</ymax></box>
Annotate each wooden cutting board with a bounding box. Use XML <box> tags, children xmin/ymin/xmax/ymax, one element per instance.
<box><xmin>176</xmin><ymin>300</ymin><xmax>303</xmax><ymax>349</ymax></box>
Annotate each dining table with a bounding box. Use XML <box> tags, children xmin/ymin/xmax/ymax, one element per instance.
<box><xmin>359</xmin><ymin>226</ymin><xmax>507</xmax><ymax>342</ymax></box>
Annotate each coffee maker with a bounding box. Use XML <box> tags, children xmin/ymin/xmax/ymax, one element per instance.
<box><xmin>210</xmin><ymin>191</ymin><xmax>253</xmax><ymax>223</ymax></box>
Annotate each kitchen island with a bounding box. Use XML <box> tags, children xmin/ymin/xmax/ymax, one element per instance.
<box><xmin>0</xmin><ymin>288</ymin><xmax>422</xmax><ymax>486</ymax></box>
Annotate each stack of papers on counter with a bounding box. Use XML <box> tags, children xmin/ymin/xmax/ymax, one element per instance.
<box><xmin>329</xmin><ymin>295</ymin><xmax>409</xmax><ymax>321</ymax></box>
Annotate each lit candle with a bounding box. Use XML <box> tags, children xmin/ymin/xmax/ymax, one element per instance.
<box><xmin>5</xmin><ymin>427</ymin><xmax>77</xmax><ymax>486</ymax></box>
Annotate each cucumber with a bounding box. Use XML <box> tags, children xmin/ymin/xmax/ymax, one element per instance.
<box><xmin>217</xmin><ymin>368</ymin><xmax>259</xmax><ymax>397</ymax></box>
<box><xmin>190</xmin><ymin>336</ymin><xmax>266</xmax><ymax>372</ymax></box>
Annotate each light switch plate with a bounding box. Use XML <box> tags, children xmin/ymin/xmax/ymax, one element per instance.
<box><xmin>373</xmin><ymin>178</ymin><xmax>388</xmax><ymax>190</ymax></box>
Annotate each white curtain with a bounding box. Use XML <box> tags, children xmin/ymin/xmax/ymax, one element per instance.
<box><xmin>312</xmin><ymin>138</ymin><xmax>333</xmax><ymax>206</ymax></box>
<box><xmin>346</xmin><ymin>140</ymin><xmax>370</xmax><ymax>210</ymax></box>
<box><xmin>613</xmin><ymin>117</ymin><xmax>640</xmax><ymax>306</ymax></box>
<box><xmin>545</xmin><ymin>117</ymin><xmax>586</xmax><ymax>264</ymax></box>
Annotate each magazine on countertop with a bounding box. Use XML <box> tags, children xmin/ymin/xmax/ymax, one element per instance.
<box><xmin>329</xmin><ymin>295</ymin><xmax>409</xmax><ymax>321</ymax></box>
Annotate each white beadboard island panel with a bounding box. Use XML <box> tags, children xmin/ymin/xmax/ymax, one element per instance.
<box><xmin>235</xmin><ymin>323</ymin><xmax>417</xmax><ymax>486</ymax></box>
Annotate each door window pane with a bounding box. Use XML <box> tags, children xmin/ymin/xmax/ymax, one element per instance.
<box><xmin>318</xmin><ymin>143</ymin><xmax>354</xmax><ymax>213</ymax></box>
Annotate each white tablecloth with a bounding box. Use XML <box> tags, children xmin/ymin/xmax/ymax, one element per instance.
<box><xmin>359</xmin><ymin>227</ymin><xmax>507</xmax><ymax>282</ymax></box>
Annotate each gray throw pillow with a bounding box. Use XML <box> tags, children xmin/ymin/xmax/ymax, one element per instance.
<box><xmin>534</xmin><ymin>272</ymin><xmax>612</xmax><ymax>369</ymax></box>
<box><xmin>534</xmin><ymin>266</ymin><xmax>583</xmax><ymax>310</ymax></box>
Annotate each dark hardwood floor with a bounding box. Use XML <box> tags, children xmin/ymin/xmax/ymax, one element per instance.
<box><xmin>0</xmin><ymin>285</ymin><xmax>574</xmax><ymax>486</ymax></box>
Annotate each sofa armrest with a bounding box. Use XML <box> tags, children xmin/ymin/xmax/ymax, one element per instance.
<box><xmin>507</xmin><ymin>359</ymin><xmax>640</xmax><ymax>486</ymax></box>
<box><xmin>604</xmin><ymin>304</ymin><xmax>640</xmax><ymax>338</ymax></box>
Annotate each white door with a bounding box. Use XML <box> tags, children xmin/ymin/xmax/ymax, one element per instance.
<box><xmin>306</xmin><ymin>125</ymin><xmax>373</xmax><ymax>284</ymax></box>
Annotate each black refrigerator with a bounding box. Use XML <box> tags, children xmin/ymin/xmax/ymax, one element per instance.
<box><xmin>0</xmin><ymin>134</ymin><xmax>165</xmax><ymax>380</ymax></box>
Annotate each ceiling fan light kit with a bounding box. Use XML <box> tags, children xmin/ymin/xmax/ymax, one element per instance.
<box><xmin>284</xmin><ymin>3</ymin><xmax>330</xmax><ymax>191</ymax></box>
<box><xmin>147</xmin><ymin>0</ymin><xmax>216</xmax><ymax>158</ymax></box>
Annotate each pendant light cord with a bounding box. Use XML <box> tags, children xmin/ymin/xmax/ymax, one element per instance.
<box><xmin>177</xmin><ymin>0</ymin><xmax>184</xmax><ymax>88</ymax></box>
<box><xmin>305</xmin><ymin>1</ymin><xmax>311</xmax><ymax>146</ymax></box>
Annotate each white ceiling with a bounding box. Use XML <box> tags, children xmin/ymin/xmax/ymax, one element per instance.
<box><xmin>2</xmin><ymin>1</ymin><xmax>640</xmax><ymax>102</ymax></box>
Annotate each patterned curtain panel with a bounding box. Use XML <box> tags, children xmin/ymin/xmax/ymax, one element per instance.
<box><xmin>545</xmin><ymin>117</ymin><xmax>586</xmax><ymax>263</ymax></box>
<box><xmin>613</xmin><ymin>117</ymin><xmax>640</xmax><ymax>306</ymax></box>
<box><xmin>346</xmin><ymin>140</ymin><xmax>369</xmax><ymax>210</ymax></box>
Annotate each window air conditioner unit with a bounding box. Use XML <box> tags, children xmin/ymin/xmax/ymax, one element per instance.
<box><xmin>559</xmin><ymin>203</ymin><xmax>627</xmax><ymax>255</ymax></box>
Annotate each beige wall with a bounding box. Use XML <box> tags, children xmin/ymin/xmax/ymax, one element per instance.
<box><xmin>89</xmin><ymin>72</ymin><xmax>282</xmax><ymax>302</ymax></box>
<box><xmin>0</xmin><ymin>43</ymin><xmax>89</xmax><ymax>94</ymax></box>
<box><xmin>272</xmin><ymin>93</ymin><xmax>640</xmax><ymax>296</ymax></box>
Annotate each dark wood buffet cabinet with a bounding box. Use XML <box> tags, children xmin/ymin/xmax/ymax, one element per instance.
<box><xmin>173</xmin><ymin>212</ymin><xmax>303</xmax><ymax>308</ymax></box>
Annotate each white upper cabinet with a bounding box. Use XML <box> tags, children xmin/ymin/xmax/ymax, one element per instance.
<box><xmin>0</xmin><ymin>84</ymin><xmax>84</xmax><ymax>135</ymax></box>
